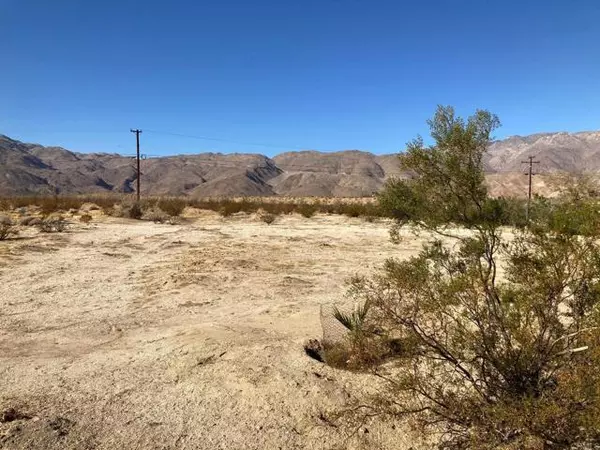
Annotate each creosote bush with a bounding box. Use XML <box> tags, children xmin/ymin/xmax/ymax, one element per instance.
<box><xmin>0</xmin><ymin>216</ymin><xmax>18</xmax><ymax>240</ymax></box>
<box><xmin>297</xmin><ymin>202</ymin><xmax>318</xmax><ymax>218</ymax></box>
<box><xmin>127</xmin><ymin>202</ymin><xmax>143</xmax><ymax>220</ymax></box>
<box><xmin>156</xmin><ymin>198</ymin><xmax>186</xmax><ymax>217</ymax></box>
<box><xmin>142</xmin><ymin>207</ymin><xmax>170</xmax><ymax>223</ymax></box>
<box><xmin>37</xmin><ymin>216</ymin><xmax>67</xmax><ymax>233</ymax></box>
<box><xmin>330</xmin><ymin>106</ymin><xmax>600</xmax><ymax>449</ymax></box>
<box><xmin>0</xmin><ymin>194</ymin><xmax>390</xmax><ymax>221</ymax></box>
<box><xmin>258</xmin><ymin>211</ymin><xmax>276</xmax><ymax>225</ymax></box>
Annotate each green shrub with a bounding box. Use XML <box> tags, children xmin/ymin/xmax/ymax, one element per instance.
<box><xmin>127</xmin><ymin>202</ymin><xmax>143</xmax><ymax>220</ymax></box>
<box><xmin>157</xmin><ymin>198</ymin><xmax>186</xmax><ymax>217</ymax></box>
<box><xmin>297</xmin><ymin>203</ymin><xmax>317</xmax><ymax>218</ymax></box>
<box><xmin>332</xmin><ymin>106</ymin><xmax>600</xmax><ymax>449</ymax></box>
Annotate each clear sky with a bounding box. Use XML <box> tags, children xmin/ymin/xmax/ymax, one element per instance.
<box><xmin>2</xmin><ymin>0</ymin><xmax>599</xmax><ymax>157</ymax></box>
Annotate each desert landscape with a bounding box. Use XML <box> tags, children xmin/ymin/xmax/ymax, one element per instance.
<box><xmin>0</xmin><ymin>208</ymin><xmax>427</xmax><ymax>450</ymax></box>
<box><xmin>5</xmin><ymin>0</ymin><xmax>600</xmax><ymax>447</ymax></box>
<box><xmin>3</xmin><ymin>131</ymin><xmax>600</xmax><ymax>199</ymax></box>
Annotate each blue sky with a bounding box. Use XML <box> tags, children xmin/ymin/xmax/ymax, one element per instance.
<box><xmin>2</xmin><ymin>0</ymin><xmax>599</xmax><ymax>157</ymax></box>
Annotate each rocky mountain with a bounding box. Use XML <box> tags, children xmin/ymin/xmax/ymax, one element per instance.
<box><xmin>1</xmin><ymin>131</ymin><xmax>599</xmax><ymax>198</ymax></box>
<box><xmin>485</xmin><ymin>131</ymin><xmax>600</xmax><ymax>173</ymax></box>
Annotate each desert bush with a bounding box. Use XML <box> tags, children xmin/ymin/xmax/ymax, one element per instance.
<box><xmin>0</xmin><ymin>216</ymin><xmax>17</xmax><ymax>240</ymax></box>
<box><xmin>38</xmin><ymin>196</ymin><xmax>65</xmax><ymax>214</ymax></box>
<box><xmin>166</xmin><ymin>216</ymin><xmax>181</xmax><ymax>225</ymax></box>
<box><xmin>333</xmin><ymin>106</ymin><xmax>600</xmax><ymax>449</ymax></box>
<box><xmin>0</xmin><ymin>195</ymin><xmax>122</xmax><ymax>215</ymax></box>
<box><xmin>157</xmin><ymin>198</ymin><xmax>186</xmax><ymax>217</ymax></box>
<box><xmin>297</xmin><ymin>202</ymin><xmax>317</xmax><ymax>218</ymax></box>
<box><xmin>323</xmin><ymin>302</ymin><xmax>407</xmax><ymax>370</ymax></box>
<box><xmin>142</xmin><ymin>207</ymin><xmax>169</xmax><ymax>223</ymax></box>
<box><xmin>126</xmin><ymin>202</ymin><xmax>143</xmax><ymax>219</ymax></box>
<box><xmin>340</xmin><ymin>202</ymin><xmax>364</xmax><ymax>218</ymax></box>
<box><xmin>37</xmin><ymin>216</ymin><xmax>67</xmax><ymax>233</ymax></box>
<box><xmin>103</xmin><ymin>206</ymin><xmax>120</xmax><ymax>217</ymax></box>
<box><xmin>79</xmin><ymin>214</ymin><xmax>93</xmax><ymax>223</ymax></box>
<box><xmin>271</xmin><ymin>201</ymin><xmax>296</xmax><ymax>215</ymax></box>
<box><xmin>0</xmin><ymin>223</ymin><xmax>17</xmax><ymax>240</ymax></box>
<box><xmin>259</xmin><ymin>211</ymin><xmax>276</xmax><ymax>225</ymax></box>
<box><xmin>80</xmin><ymin>202</ymin><xmax>101</xmax><ymax>211</ymax></box>
<box><xmin>217</xmin><ymin>203</ymin><xmax>238</xmax><ymax>217</ymax></box>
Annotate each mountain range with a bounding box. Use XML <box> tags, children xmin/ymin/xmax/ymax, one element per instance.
<box><xmin>1</xmin><ymin>131</ymin><xmax>599</xmax><ymax>198</ymax></box>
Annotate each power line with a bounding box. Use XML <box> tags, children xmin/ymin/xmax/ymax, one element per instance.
<box><xmin>522</xmin><ymin>155</ymin><xmax>540</xmax><ymax>221</ymax></box>
<box><xmin>143</xmin><ymin>129</ymin><xmax>307</xmax><ymax>151</ymax></box>
<box><xmin>130</xmin><ymin>129</ymin><xmax>142</xmax><ymax>201</ymax></box>
<box><xmin>7</xmin><ymin>127</ymin><xmax>351</xmax><ymax>153</ymax></box>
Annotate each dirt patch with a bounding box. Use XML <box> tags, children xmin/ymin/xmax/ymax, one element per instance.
<box><xmin>0</xmin><ymin>214</ymin><xmax>425</xmax><ymax>449</ymax></box>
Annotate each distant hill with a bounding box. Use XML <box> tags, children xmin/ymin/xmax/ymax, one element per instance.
<box><xmin>1</xmin><ymin>131</ymin><xmax>599</xmax><ymax>198</ymax></box>
<box><xmin>485</xmin><ymin>131</ymin><xmax>600</xmax><ymax>172</ymax></box>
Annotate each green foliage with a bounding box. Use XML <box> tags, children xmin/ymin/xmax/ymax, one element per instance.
<box><xmin>0</xmin><ymin>195</ymin><xmax>386</xmax><ymax>220</ymax></box>
<box><xmin>297</xmin><ymin>202</ymin><xmax>318</xmax><ymax>218</ymax></box>
<box><xmin>333</xmin><ymin>302</ymin><xmax>370</xmax><ymax>335</ymax></box>
<box><xmin>351</xmin><ymin>224</ymin><xmax>600</xmax><ymax>448</ymax></box>
<box><xmin>334</xmin><ymin>106</ymin><xmax>600</xmax><ymax>449</ymax></box>
<box><xmin>157</xmin><ymin>198</ymin><xmax>186</xmax><ymax>217</ymax></box>
<box><xmin>378</xmin><ymin>105</ymin><xmax>500</xmax><ymax>228</ymax></box>
<box><xmin>127</xmin><ymin>202</ymin><xmax>143</xmax><ymax>220</ymax></box>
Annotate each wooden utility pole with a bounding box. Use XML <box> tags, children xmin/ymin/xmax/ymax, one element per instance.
<box><xmin>522</xmin><ymin>155</ymin><xmax>540</xmax><ymax>221</ymax></box>
<box><xmin>130</xmin><ymin>129</ymin><xmax>142</xmax><ymax>201</ymax></box>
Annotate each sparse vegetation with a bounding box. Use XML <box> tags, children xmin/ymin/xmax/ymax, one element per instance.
<box><xmin>37</xmin><ymin>216</ymin><xmax>67</xmax><ymax>233</ymax></box>
<box><xmin>297</xmin><ymin>202</ymin><xmax>318</xmax><ymax>218</ymax></box>
<box><xmin>127</xmin><ymin>202</ymin><xmax>143</xmax><ymax>220</ymax></box>
<box><xmin>0</xmin><ymin>215</ymin><xmax>18</xmax><ymax>240</ymax></box>
<box><xmin>79</xmin><ymin>214</ymin><xmax>93</xmax><ymax>223</ymax></box>
<box><xmin>258</xmin><ymin>211</ymin><xmax>276</xmax><ymax>225</ymax></box>
<box><xmin>157</xmin><ymin>198</ymin><xmax>186</xmax><ymax>217</ymax></box>
<box><xmin>329</xmin><ymin>106</ymin><xmax>600</xmax><ymax>449</ymax></box>
<box><xmin>320</xmin><ymin>301</ymin><xmax>408</xmax><ymax>371</ymax></box>
<box><xmin>0</xmin><ymin>194</ymin><xmax>390</xmax><ymax>221</ymax></box>
<box><xmin>142</xmin><ymin>207</ymin><xmax>170</xmax><ymax>223</ymax></box>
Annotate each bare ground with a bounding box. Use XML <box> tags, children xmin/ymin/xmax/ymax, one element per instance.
<box><xmin>0</xmin><ymin>212</ymin><xmax>425</xmax><ymax>450</ymax></box>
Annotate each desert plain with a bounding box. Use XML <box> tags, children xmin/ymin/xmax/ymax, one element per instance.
<box><xmin>0</xmin><ymin>209</ymin><xmax>429</xmax><ymax>450</ymax></box>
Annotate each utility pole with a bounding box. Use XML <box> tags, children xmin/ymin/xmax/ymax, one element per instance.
<box><xmin>522</xmin><ymin>155</ymin><xmax>540</xmax><ymax>221</ymax></box>
<box><xmin>130</xmin><ymin>129</ymin><xmax>142</xmax><ymax>201</ymax></box>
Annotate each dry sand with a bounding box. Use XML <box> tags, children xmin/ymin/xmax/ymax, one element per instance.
<box><xmin>0</xmin><ymin>212</ymin><xmax>426</xmax><ymax>450</ymax></box>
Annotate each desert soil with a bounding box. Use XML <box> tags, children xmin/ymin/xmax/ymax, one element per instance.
<box><xmin>0</xmin><ymin>211</ymin><xmax>426</xmax><ymax>450</ymax></box>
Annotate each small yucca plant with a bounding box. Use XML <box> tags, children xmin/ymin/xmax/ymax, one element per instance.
<box><xmin>332</xmin><ymin>301</ymin><xmax>370</xmax><ymax>336</ymax></box>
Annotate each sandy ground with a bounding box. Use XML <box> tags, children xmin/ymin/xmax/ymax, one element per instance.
<box><xmin>0</xmin><ymin>212</ymin><xmax>426</xmax><ymax>450</ymax></box>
